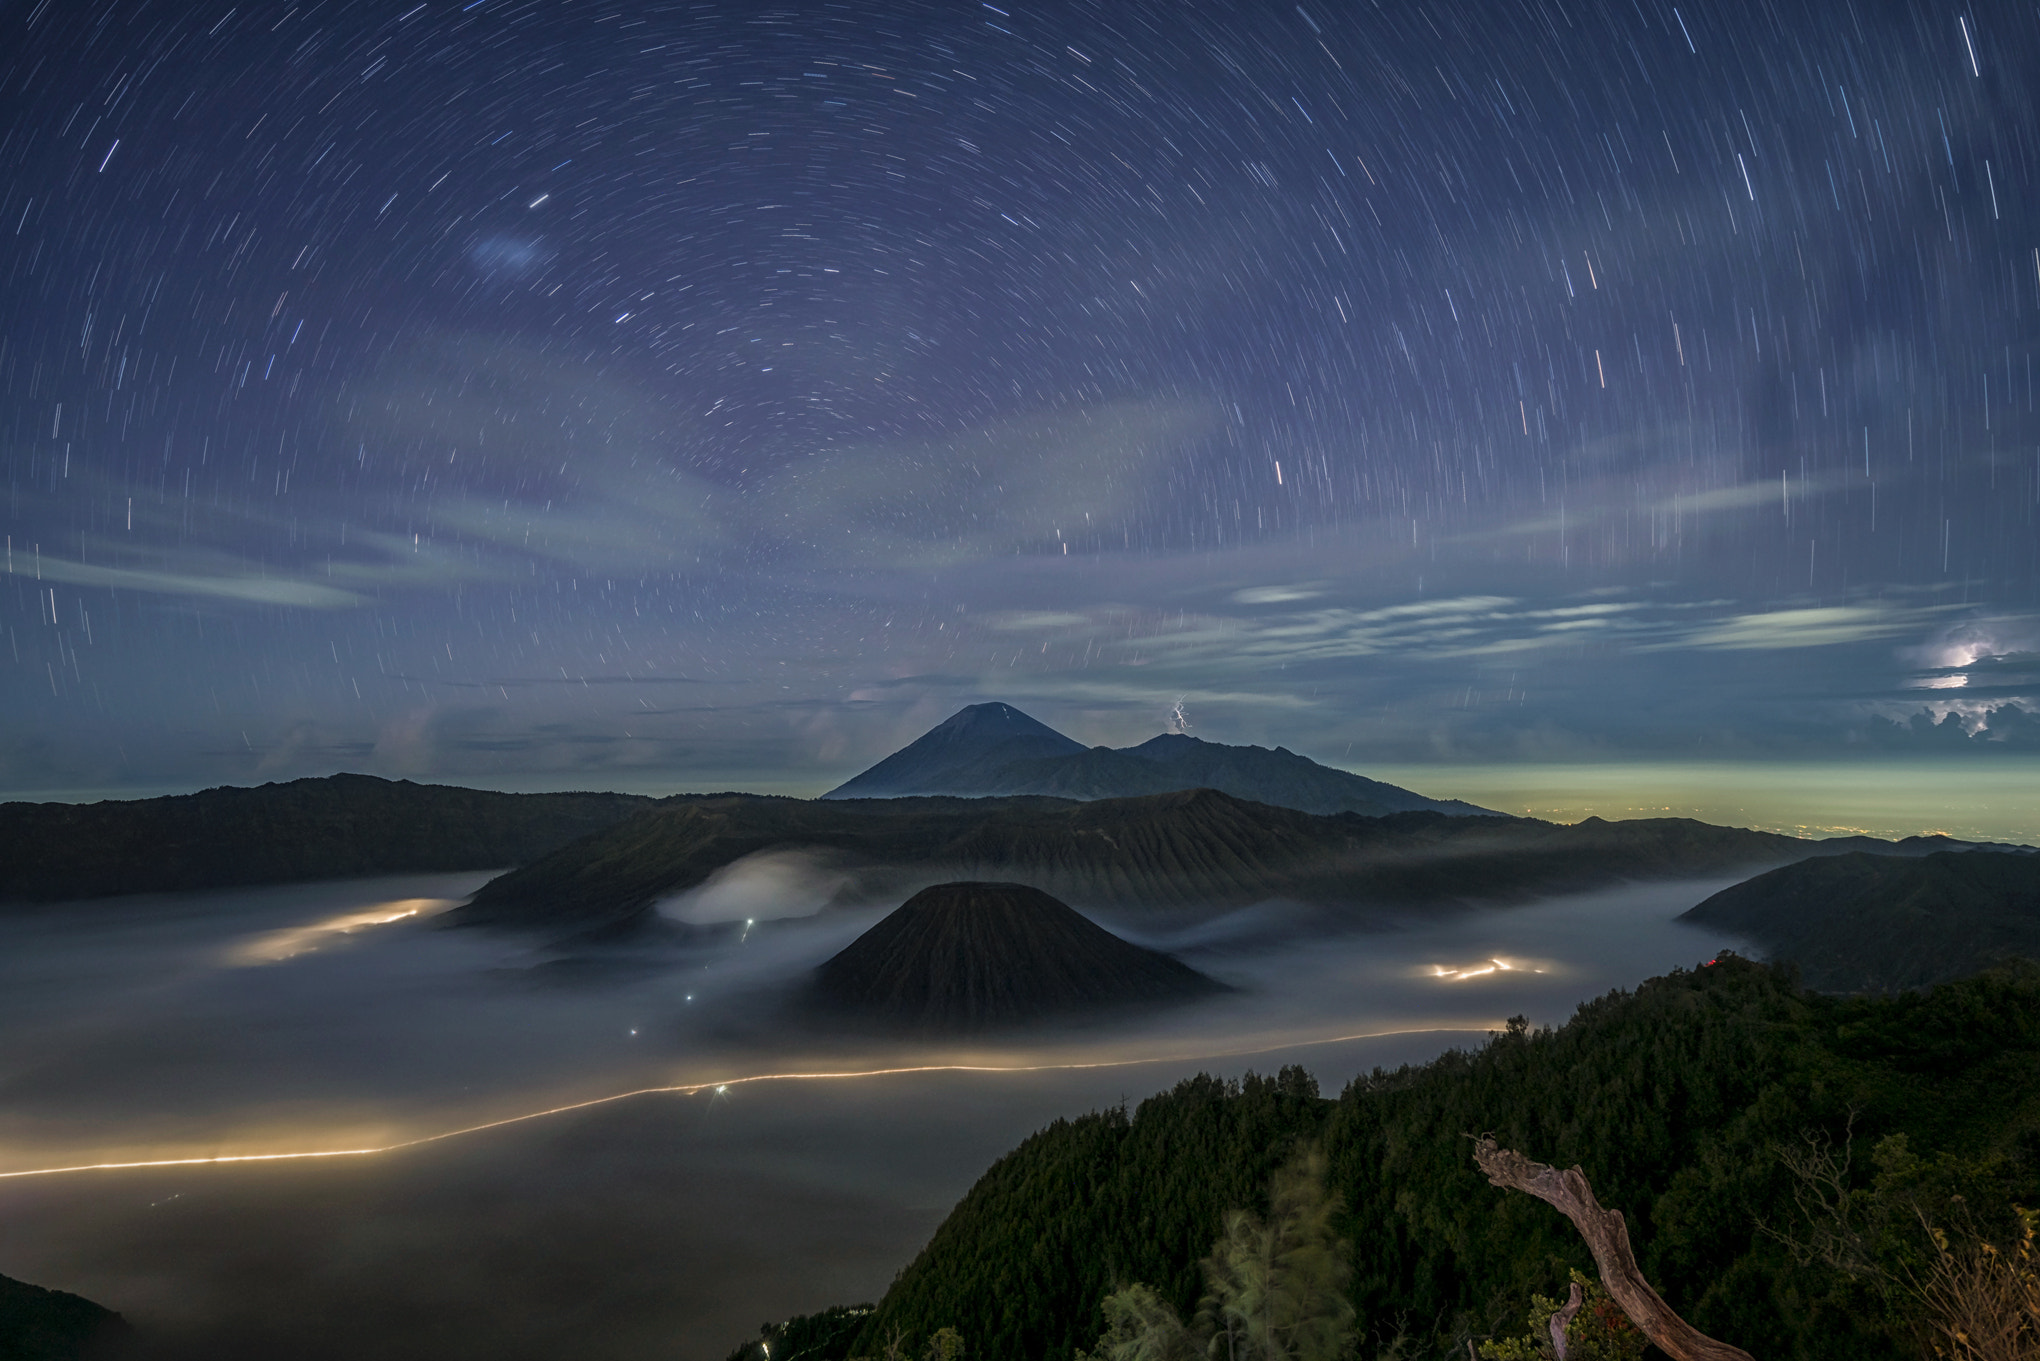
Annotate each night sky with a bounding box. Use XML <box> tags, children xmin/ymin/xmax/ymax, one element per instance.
<box><xmin>3</xmin><ymin>0</ymin><xmax>2037</xmax><ymax>800</ymax></box>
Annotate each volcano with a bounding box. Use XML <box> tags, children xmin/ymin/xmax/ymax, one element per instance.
<box><xmin>822</xmin><ymin>703</ymin><xmax>1086</xmax><ymax>800</ymax></box>
<box><xmin>809</xmin><ymin>880</ymin><xmax>1225</xmax><ymax>1031</ymax></box>
<box><xmin>822</xmin><ymin>702</ymin><xmax>1489</xmax><ymax>816</ymax></box>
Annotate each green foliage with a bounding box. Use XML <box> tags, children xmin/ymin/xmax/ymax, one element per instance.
<box><xmin>1681</xmin><ymin>850</ymin><xmax>2040</xmax><ymax>992</ymax></box>
<box><xmin>1326</xmin><ymin>958</ymin><xmax>2040</xmax><ymax>1360</ymax></box>
<box><xmin>785</xmin><ymin>958</ymin><xmax>2040</xmax><ymax>1361</ymax></box>
<box><xmin>1475</xmin><ymin>1270</ymin><xmax>1643</xmax><ymax>1361</ymax></box>
<box><xmin>1195</xmin><ymin>1144</ymin><xmax>1355</xmax><ymax>1361</ymax></box>
<box><xmin>1076</xmin><ymin>1145</ymin><xmax>1355</xmax><ymax>1361</ymax></box>
<box><xmin>1073</xmin><ymin>1284</ymin><xmax>1200</xmax><ymax>1361</ymax></box>
<box><xmin>852</xmin><ymin>1066</ymin><xmax>1329</xmax><ymax>1361</ymax></box>
<box><xmin>1766</xmin><ymin>1125</ymin><xmax>2040</xmax><ymax>1357</ymax></box>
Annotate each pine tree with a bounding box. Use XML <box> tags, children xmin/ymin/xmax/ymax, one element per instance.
<box><xmin>1082</xmin><ymin>1144</ymin><xmax>1355</xmax><ymax>1361</ymax></box>
<box><xmin>1075</xmin><ymin>1284</ymin><xmax>1200</xmax><ymax>1361</ymax></box>
<box><xmin>1198</xmin><ymin>1145</ymin><xmax>1354</xmax><ymax>1361</ymax></box>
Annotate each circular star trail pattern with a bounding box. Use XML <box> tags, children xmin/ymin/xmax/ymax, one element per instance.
<box><xmin>1</xmin><ymin>0</ymin><xmax>2036</xmax><ymax>792</ymax></box>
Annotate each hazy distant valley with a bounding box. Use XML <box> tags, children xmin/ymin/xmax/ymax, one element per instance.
<box><xmin>0</xmin><ymin>863</ymin><xmax>1762</xmax><ymax>1360</ymax></box>
<box><xmin>2</xmin><ymin>707</ymin><xmax>2034</xmax><ymax>1360</ymax></box>
<box><xmin>12</xmin><ymin>0</ymin><xmax>2040</xmax><ymax>1351</ymax></box>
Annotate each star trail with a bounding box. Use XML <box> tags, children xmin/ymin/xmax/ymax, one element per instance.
<box><xmin>2</xmin><ymin>0</ymin><xmax>2036</xmax><ymax>798</ymax></box>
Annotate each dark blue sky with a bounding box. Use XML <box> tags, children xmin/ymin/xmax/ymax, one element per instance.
<box><xmin>1</xmin><ymin>0</ymin><xmax>2036</xmax><ymax>796</ymax></box>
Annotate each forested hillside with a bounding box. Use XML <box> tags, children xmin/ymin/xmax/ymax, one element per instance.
<box><xmin>1682</xmin><ymin>849</ymin><xmax>2040</xmax><ymax>991</ymax></box>
<box><xmin>741</xmin><ymin>956</ymin><xmax>2040</xmax><ymax>1361</ymax></box>
<box><xmin>0</xmin><ymin>774</ymin><xmax>654</xmax><ymax>902</ymax></box>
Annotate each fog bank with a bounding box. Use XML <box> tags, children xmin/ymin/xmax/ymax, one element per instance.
<box><xmin>0</xmin><ymin>872</ymin><xmax>1753</xmax><ymax>1359</ymax></box>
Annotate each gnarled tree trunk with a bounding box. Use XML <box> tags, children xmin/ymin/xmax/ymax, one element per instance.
<box><xmin>1472</xmin><ymin>1137</ymin><xmax>1755</xmax><ymax>1361</ymax></box>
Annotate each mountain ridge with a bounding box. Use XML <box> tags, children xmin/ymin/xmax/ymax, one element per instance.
<box><xmin>1679</xmin><ymin>848</ymin><xmax>2040</xmax><ymax>991</ymax></box>
<box><xmin>0</xmin><ymin>774</ymin><xmax>656</xmax><ymax>902</ymax></box>
<box><xmin>0</xmin><ymin>1269</ymin><xmax>131</xmax><ymax>1359</ymax></box>
<box><xmin>823</xmin><ymin>703</ymin><xmax>1491</xmax><ymax>817</ymax></box>
<box><xmin>454</xmin><ymin>785</ymin><xmax>2004</xmax><ymax>934</ymax></box>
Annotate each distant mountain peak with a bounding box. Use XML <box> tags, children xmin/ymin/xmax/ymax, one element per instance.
<box><xmin>825</xmin><ymin>702</ymin><xmax>1494</xmax><ymax>817</ymax></box>
<box><xmin>1130</xmin><ymin>732</ymin><xmax>1205</xmax><ymax>753</ymax></box>
<box><xmin>929</xmin><ymin>702</ymin><xmax>1072</xmax><ymax>740</ymax></box>
<box><xmin>824</xmin><ymin>703</ymin><xmax>1086</xmax><ymax>800</ymax></box>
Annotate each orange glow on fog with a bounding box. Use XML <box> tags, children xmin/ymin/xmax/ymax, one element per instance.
<box><xmin>0</xmin><ymin>1024</ymin><xmax>1497</xmax><ymax>1182</ymax></box>
<box><xmin>1419</xmin><ymin>956</ymin><xmax>1551</xmax><ymax>982</ymax></box>
<box><xmin>227</xmin><ymin>898</ymin><xmax>459</xmax><ymax>965</ymax></box>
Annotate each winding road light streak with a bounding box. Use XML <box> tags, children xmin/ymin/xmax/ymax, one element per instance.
<box><xmin>0</xmin><ymin>1025</ymin><xmax>1494</xmax><ymax>1182</ymax></box>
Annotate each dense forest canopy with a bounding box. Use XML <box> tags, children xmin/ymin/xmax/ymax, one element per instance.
<box><xmin>734</xmin><ymin>957</ymin><xmax>2040</xmax><ymax>1361</ymax></box>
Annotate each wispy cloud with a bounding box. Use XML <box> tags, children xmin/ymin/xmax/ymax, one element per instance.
<box><xmin>761</xmin><ymin>398</ymin><xmax>1217</xmax><ymax>566</ymax></box>
<box><xmin>1232</xmin><ymin>584</ymin><xmax>1325</xmax><ymax>605</ymax></box>
<box><xmin>970</xmin><ymin>585</ymin><xmax>1969</xmax><ymax>694</ymax></box>
<box><xmin>988</xmin><ymin>611</ymin><xmax>1095</xmax><ymax>631</ymax></box>
<box><xmin>3</xmin><ymin>550</ymin><xmax>366</xmax><ymax>608</ymax></box>
<box><xmin>1668</xmin><ymin>606</ymin><xmax>1935</xmax><ymax>651</ymax></box>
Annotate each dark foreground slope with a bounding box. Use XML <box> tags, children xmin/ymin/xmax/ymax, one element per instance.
<box><xmin>787</xmin><ymin>958</ymin><xmax>2040</xmax><ymax>1361</ymax></box>
<box><xmin>0</xmin><ymin>1271</ymin><xmax>130</xmax><ymax>1360</ymax></box>
<box><xmin>458</xmin><ymin>786</ymin><xmax>1986</xmax><ymax>932</ymax></box>
<box><xmin>824</xmin><ymin>702</ymin><xmax>1489</xmax><ymax>816</ymax></box>
<box><xmin>1681</xmin><ymin>849</ymin><xmax>2040</xmax><ymax>991</ymax></box>
<box><xmin>809</xmin><ymin>881</ymin><xmax>1224</xmax><ymax>1031</ymax></box>
<box><xmin>0</xmin><ymin>775</ymin><xmax>653</xmax><ymax>902</ymax></box>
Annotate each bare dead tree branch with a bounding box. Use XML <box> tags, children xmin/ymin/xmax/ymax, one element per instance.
<box><xmin>1548</xmin><ymin>1279</ymin><xmax>1584</xmax><ymax>1361</ymax></box>
<box><xmin>1472</xmin><ymin>1136</ymin><xmax>1756</xmax><ymax>1361</ymax></box>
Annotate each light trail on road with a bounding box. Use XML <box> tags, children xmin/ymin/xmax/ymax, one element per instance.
<box><xmin>0</xmin><ymin>1023</ymin><xmax>1494</xmax><ymax>1181</ymax></box>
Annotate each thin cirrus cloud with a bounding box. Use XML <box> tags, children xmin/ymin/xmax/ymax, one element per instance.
<box><xmin>974</xmin><ymin>593</ymin><xmax>1970</xmax><ymax>676</ymax></box>
<box><xmin>3</xmin><ymin>543</ymin><xmax>366</xmax><ymax>609</ymax></box>
<box><xmin>760</xmin><ymin>398</ymin><xmax>1217</xmax><ymax>567</ymax></box>
<box><xmin>5</xmin><ymin>391</ymin><xmax>1207</xmax><ymax>613</ymax></box>
<box><xmin>420</xmin><ymin>489</ymin><xmax>721</xmax><ymax>576</ymax></box>
<box><xmin>344</xmin><ymin>337</ymin><xmax>1209</xmax><ymax>579</ymax></box>
<box><xmin>2</xmin><ymin>518</ymin><xmax>517</xmax><ymax>610</ymax></box>
<box><xmin>344</xmin><ymin>335</ymin><xmax>728</xmax><ymax>576</ymax></box>
<box><xmin>1666</xmin><ymin>606</ymin><xmax>1950</xmax><ymax>652</ymax></box>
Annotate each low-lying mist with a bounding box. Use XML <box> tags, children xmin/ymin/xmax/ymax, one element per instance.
<box><xmin>0</xmin><ymin>867</ymin><xmax>1756</xmax><ymax>1360</ymax></box>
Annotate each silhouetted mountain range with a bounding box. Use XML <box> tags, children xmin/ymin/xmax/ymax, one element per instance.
<box><xmin>0</xmin><ymin>775</ymin><xmax>654</xmax><ymax>902</ymax></box>
<box><xmin>0</xmin><ymin>1270</ymin><xmax>129</xmax><ymax>1360</ymax></box>
<box><xmin>1680</xmin><ymin>849</ymin><xmax>2040</xmax><ymax>991</ymax></box>
<box><xmin>807</xmin><ymin>881</ymin><xmax>1224</xmax><ymax>1031</ymax></box>
<box><xmin>823</xmin><ymin>703</ymin><xmax>1491</xmax><ymax>816</ymax></box>
<box><xmin>6</xmin><ymin>764</ymin><xmax>2023</xmax><ymax>934</ymax></box>
<box><xmin>455</xmin><ymin>786</ymin><xmax>2001</xmax><ymax>934</ymax></box>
